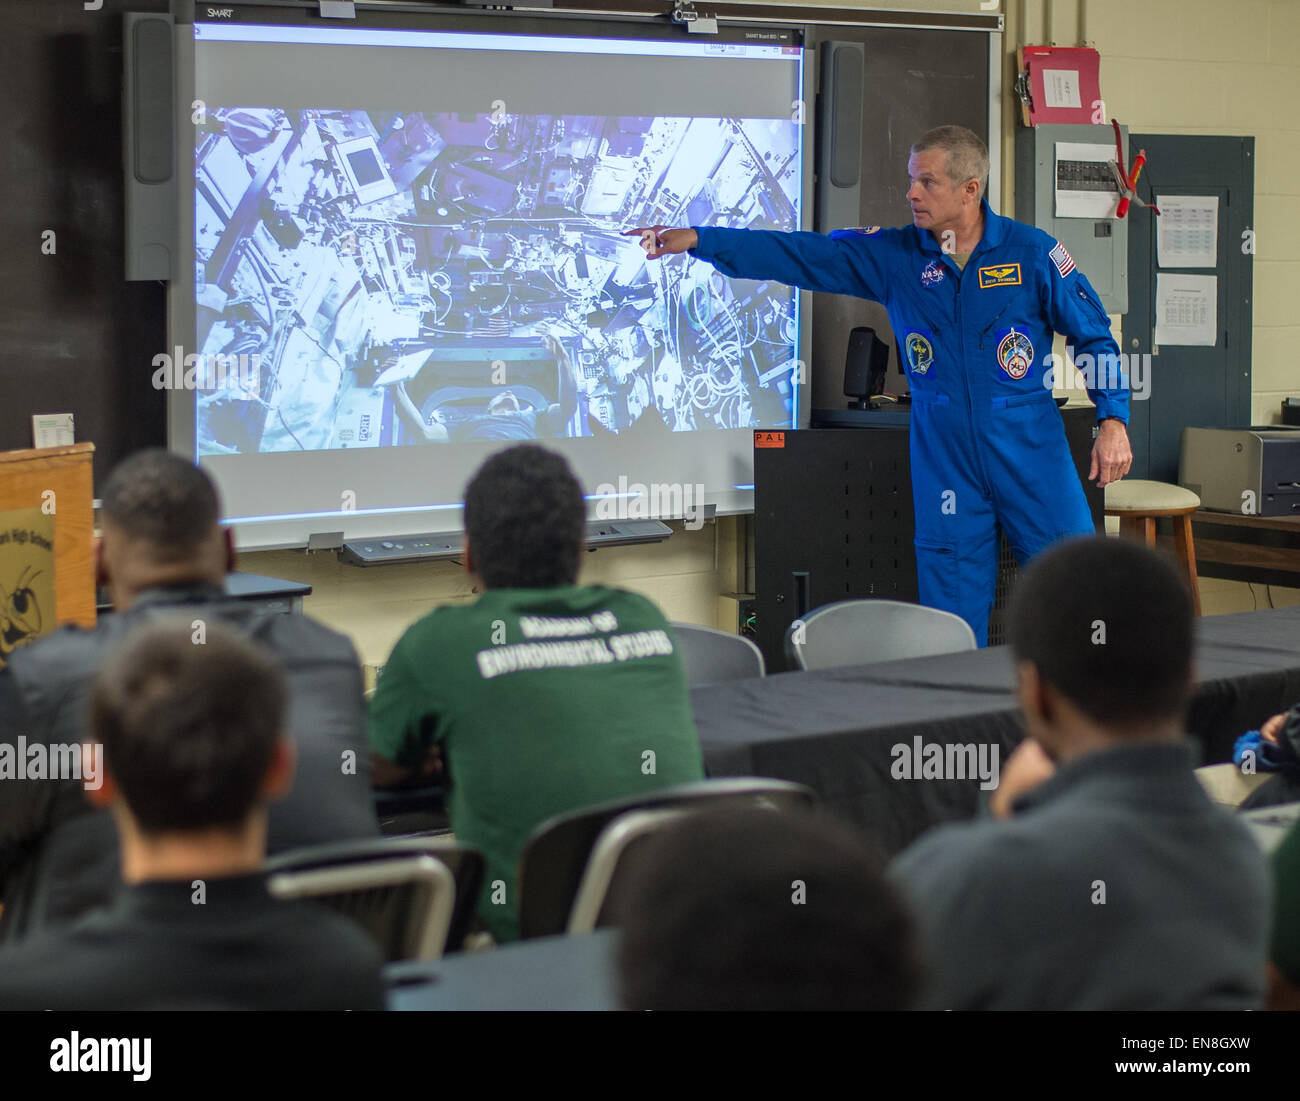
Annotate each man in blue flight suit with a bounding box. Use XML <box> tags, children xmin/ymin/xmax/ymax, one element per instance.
<box><xmin>627</xmin><ymin>125</ymin><xmax>1133</xmax><ymax>645</ymax></box>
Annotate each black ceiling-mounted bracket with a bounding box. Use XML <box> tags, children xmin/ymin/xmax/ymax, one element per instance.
<box><xmin>670</xmin><ymin>2</ymin><xmax>719</xmax><ymax>35</ymax></box>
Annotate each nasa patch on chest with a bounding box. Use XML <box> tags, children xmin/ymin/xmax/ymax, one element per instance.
<box><xmin>996</xmin><ymin>329</ymin><xmax>1034</xmax><ymax>380</ymax></box>
<box><xmin>919</xmin><ymin>261</ymin><xmax>945</xmax><ymax>288</ymax></box>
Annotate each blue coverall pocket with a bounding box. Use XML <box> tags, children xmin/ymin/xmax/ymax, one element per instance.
<box><xmin>908</xmin><ymin>390</ymin><xmax>950</xmax><ymax>407</ymax></box>
<box><xmin>990</xmin><ymin>396</ymin><xmax>1061</xmax><ymax>452</ymax></box>
<box><xmin>992</xmin><ymin>391</ymin><xmax>1054</xmax><ymax>410</ymax></box>
<box><xmin>1075</xmin><ymin>284</ymin><xmax>1112</xmax><ymax>328</ymax></box>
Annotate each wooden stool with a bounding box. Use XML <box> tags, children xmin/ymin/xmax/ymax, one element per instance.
<box><xmin>1104</xmin><ymin>479</ymin><xmax>1203</xmax><ymax>615</ymax></box>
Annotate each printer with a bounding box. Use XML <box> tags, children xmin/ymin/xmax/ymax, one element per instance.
<box><xmin>1180</xmin><ymin>426</ymin><xmax>1300</xmax><ymax>516</ymax></box>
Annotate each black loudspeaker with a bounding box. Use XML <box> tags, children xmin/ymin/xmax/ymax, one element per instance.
<box><xmin>815</xmin><ymin>41</ymin><xmax>864</xmax><ymax>233</ymax></box>
<box><xmin>844</xmin><ymin>327</ymin><xmax>890</xmax><ymax>409</ymax></box>
<box><xmin>123</xmin><ymin>13</ymin><xmax>177</xmax><ymax>281</ymax></box>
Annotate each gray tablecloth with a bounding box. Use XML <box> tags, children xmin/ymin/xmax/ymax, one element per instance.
<box><xmin>692</xmin><ymin>606</ymin><xmax>1300</xmax><ymax>856</ymax></box>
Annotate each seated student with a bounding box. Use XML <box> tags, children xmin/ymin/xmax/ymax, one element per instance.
<box><xmin>0</xmin><ymin>621</ymin><xmax>384</xmax><ymax>1010</ymax></box>
<box><xmin>369</xmin><ymin>444</ymin><xmax>704</xmax><ymax>942</ymax></box>
<box><xmin>1235</xmin><ymin>703</ymin><xmax>1300</xmax><ymax>809</ymax></box>
<box><xmin>0</xmin><ymin>449</ymin><xmax>376</xmax><ymax>942</ymax></box>
<box><xmin>890</xmin><ymin>537</ymin><xmax>1271</xmax><ymax>1010</ymax></box>
<box><xmin>616</xmin><ymin>807</ymin><xmax>921</xmax><ymax>1011</ymax></box>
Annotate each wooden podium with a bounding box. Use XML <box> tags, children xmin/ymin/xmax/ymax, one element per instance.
<box><xmin>0</xmin><ymin>442</ymin><xmax>96</xmax><ymax>635</ymax></box>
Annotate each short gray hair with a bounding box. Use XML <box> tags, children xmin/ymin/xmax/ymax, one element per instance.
<box><xmin>910</xmin><ymin>125</ymin><xmax>989</xmax><ymax>197</ymax></box>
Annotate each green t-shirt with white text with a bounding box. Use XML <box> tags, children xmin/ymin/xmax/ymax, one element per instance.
<box><xmin>368</xmin><ymin>585</ymin><xmax>704</xmax><ymax>942</ymax></box>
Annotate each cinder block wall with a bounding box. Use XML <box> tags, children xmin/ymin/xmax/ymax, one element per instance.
<box><xmin>241</xmin><ymin>518</ymin><xmax>746</xmax><ymax>669</ymax></box>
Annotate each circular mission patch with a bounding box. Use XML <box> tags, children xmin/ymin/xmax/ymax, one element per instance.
<box><xmin>996</xmin><ymin>329</ymin><xmax>1034</xmax><ymax>380</ymax></box>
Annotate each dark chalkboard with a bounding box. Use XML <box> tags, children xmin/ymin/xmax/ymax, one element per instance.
<box><xmin>1</xmin><ymin>0</ymin><xmax>169</xmax><ymax>487</ymax></box>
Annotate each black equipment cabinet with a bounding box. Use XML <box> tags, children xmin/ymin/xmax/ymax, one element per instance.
<box><xmin>754</xmin><ymin>407</ymin><xmax>1104</xmax><ymax>671</ymax></box>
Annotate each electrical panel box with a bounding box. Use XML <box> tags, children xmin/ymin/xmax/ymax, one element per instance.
<box><xmin>1015</xmin><ymin>123</ymin><xmax>1128</xmax><ymax>314</ymax></box>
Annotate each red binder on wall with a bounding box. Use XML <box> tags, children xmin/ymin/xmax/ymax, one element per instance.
<box><xmin>1017</xmin><ymin>46</ymin><xmax>1103</xmax><ymax>127</ymax></box>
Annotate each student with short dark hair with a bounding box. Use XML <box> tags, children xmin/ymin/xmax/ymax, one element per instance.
<box><xmin>0</xmin><ymin>622</ymin><xmax>384</xmax><ymax>1010</ymax></box>
<box><xmin>616</xmin><ymin>807</ymin><xmax>921</xmax><ymax>1011</ymax></box>
<box><xmin>369</xmin><ymin>444</ymin><xmax>703</xmax><ymax>942</ymax></box>
<box><xmin>891</xmin><ymin>536</ymin><xmax>1271</xmax><ymax>1010</ymax></box>
<box><xmin>0</xmin><ymin>449</ymin><xmax>377</xmax><ymax>941</ymax></box>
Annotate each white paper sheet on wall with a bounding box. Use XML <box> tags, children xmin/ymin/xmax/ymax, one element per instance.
<box><xmin>1154</xmin><ymin>273</ymin><xmax>1217</xmax><ymax>347</ymax></box>
<box><xmin>1156</xmin><ymin>195</ymin><xmax>1218</xmax><ymax>268</ymax></box>
<box><xmin>1042</xmin><ymin>69</ymin><xmax>1082</xmax><ymax>109</ymax></box>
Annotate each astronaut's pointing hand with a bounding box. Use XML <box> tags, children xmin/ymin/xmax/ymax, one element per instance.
<box><xmin>622</xmin><ymin>226</ymin><xmax>699</xmax><ymax>260</ymax></box>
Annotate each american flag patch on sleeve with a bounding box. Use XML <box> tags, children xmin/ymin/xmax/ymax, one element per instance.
<box><xmin>1049</xmin><ymin>241</ymin><xmax>1076</xmax><ymax>278</ymax></box>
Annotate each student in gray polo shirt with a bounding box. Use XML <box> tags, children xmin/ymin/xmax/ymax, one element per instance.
<box><xmin>891</xmin><ymin>537</ymin><xmax>1271</xmax><ymax>1011</ymax></box>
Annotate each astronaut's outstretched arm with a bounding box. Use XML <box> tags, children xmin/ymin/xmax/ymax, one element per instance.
<box><xmin>623</xmin><ymin>224</ymin><xmax>890</xmax><ymax>302</ymax></box>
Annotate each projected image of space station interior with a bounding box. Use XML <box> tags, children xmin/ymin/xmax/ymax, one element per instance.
<box><xmin>193</xmin><ymin>107</ymin><xmax>802</xmax><ymax>456</ymax></box>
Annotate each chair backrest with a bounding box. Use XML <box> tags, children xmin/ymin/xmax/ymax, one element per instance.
<box><xmin>517</xmin><ymin>777</ymin><xmax>815</xmax><ymax>939</ymax></box>
<box><xmin>564</xmin><ymin>808</ymin><xmax>692</xmax><ymax>934</ymax></box>
<box><xmin>267</xmin><ymin>854</ymin><xmax>454</xmax><ymax>962</ymax></box>
<box><xmin>264</xmin><ymin>836</ymin><xmax>485</xmax><ymax>955</ymax></box>
<box><xmin>785</xmin><ymin>598</ymin><xmax>976</xmax><ymax>671</ymax></box>
<box><xmin>670</xmin><ymin>622</ymin><xmax>765</xmax><ymax>687</ymax></box>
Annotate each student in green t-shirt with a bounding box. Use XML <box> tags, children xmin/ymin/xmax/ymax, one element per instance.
<box><xmin>368</xmin><ymin>444</ymin><xmax>704</xmax><ymax>942</ymax></box>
